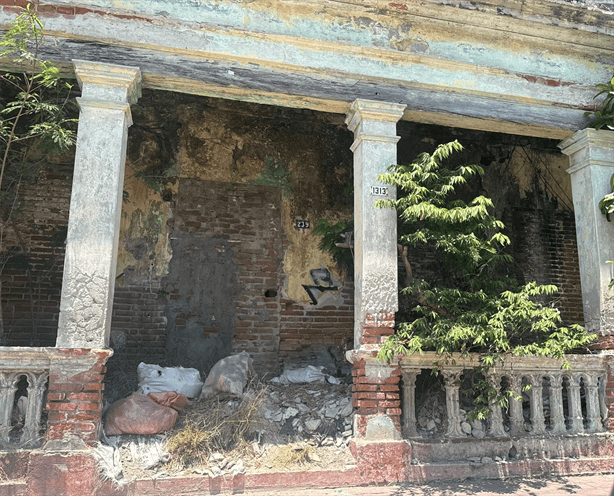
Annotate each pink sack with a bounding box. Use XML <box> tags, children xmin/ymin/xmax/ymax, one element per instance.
<box><xmin>104</xmin><ymin>392</ymin><xmax>188</xmax><ymax>435</ymax></box>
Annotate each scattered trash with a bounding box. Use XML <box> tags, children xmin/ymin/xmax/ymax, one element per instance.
<box><xmin>98</xmin><ymin>352</ymin><xmax>355</xmax><ymax>481</ymax></box>
<box><xmin>104</xmin><ymin>392</ymin><xmax>189</xmax><ymax>435</ymax></box>
<box><xmin>137</xmin><ymin>363</ymin><xmax>203</xmax><ymax>399</ymax></box>
<box><xmin>92</xmin><ymin>442</ymin><xmax>123</xmax><ymax>482</ymax></box>
<box><xmin>200</xmin><ymin>351</ymin><xmax>253</xmax><ymax>398</ymax></box>
<box><xmin>271</xmin><ymin>365</ymin><xmax>327</xmax><ymax>385</ymax></box>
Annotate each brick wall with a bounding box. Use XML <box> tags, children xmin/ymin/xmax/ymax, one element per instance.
<box><xmin>351</xmin><ymin>355</ymin><xmax>402</xmax><ymax>437</ymax></box>
<box><xmin>1</xmin><ymin>164</ymin><xmax>72</xmax><ymax>347</ymax></box>
<box><xmin>108</xmin><ymin>283</ymin><xmax>167</xmax><ymax>364</ymax></box>
<box><xmin>172</xmin><ymin>180</ymin><xmax>284</xmax><ymax>374</ymax></box>
<box><xmin>46</xmin><ymin>349</ymin><xmax>111</xmax><ymax>446</ymax></box>
<box><xmin>279</xmin><ymin>282</ymin><xmax>354</xmax><ymax>366</ymax></box>
<box><xmin>510</xmin><ymin>206</ymin><xmax>584</xmax><ymax>325</ymax></box>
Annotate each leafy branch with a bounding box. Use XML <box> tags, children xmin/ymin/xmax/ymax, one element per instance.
<box><xmin>585</xmin><ymin>75</ymin><xmax>614</xmax><ymax>131</ymax></box>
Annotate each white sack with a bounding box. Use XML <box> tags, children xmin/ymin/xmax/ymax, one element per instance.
<box><xmin>137</xmin><ymin>363</ymin><xmax>203</xmax><ymax>399</ymax></box>
<box><xmin>271</xmin><ymin>365</ymin><xmax>326</xmax><ymax>385</ymax></box>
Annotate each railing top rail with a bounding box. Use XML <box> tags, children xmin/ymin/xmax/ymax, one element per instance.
<box><xmin>396</xmin><ymin>351</ymin><xmax>606</xmax><ymax>373</ymax></box>
<box><xmin>0</xmin><ymin>347</ymin><xmax>112</xmax><ymax>373</ymax></box>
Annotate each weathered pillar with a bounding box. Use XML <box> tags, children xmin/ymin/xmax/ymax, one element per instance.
<box><xmin>22</xmin><ymin>372</ymin><xmax>49</xmax><ymax>446</ymax></box>
<box><xmin>584</xmin><ymin>374</ymin><xmax>603</xmax><ymax>433</ymax></box>
<box><xmin>345</xmin><ymin>100</ymin><xmax>406</xmax><ymax>349</ymax></box>
<box><xmin>57</xmin><ymin>61</ymin><xmax>141</xmax><ymax>349</ymax></box>
<box><xmin>0</xmin><ymin>373</ymin><xmax>18</xmax><ymax>445</ymax></box>
<box><xmin>442</xmin><ymin>370</ymin><xmax>465</xmax><ymax>437</ymax></box>
<box><xmin>401</xmin><ymin>369</ymin><xmax>419</xmax><ymax>437</ymax></box>
<box><xmin>487</xmin><ymin>373</ymin><xmax>506</xmax><ymax>437</ymax></box>
<box><xmin>559</xmin><ymin>129</ymin><xmax>614</xmax><ymax>335</ymax></box>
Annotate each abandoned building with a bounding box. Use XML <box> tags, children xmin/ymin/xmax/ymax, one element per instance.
<box><xmin>0</xmin><ymin>0</ymin><xmax>614</xmax><ymax>494</ymax></box>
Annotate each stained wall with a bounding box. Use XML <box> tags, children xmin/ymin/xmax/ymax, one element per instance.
<box><xmin>0</xmin><ymin>90</ymin><xmax>584</xmax><ymax>386</ymax></box>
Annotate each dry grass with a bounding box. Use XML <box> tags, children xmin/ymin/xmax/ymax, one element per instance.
<box><xmin>165</xmin><ymin>383</ymin><xmax>267</xmax><ymax>470</ymax></box>
<box><xmin>266</xmin><ymin>442</ymin><xmax>319</xmax><ymax>469</ymax></box>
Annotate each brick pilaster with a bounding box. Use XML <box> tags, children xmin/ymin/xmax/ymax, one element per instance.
<box><xmin>46</xmin><ymin>349</ymin><xmax>112</xmax><ymax>446</ymax></box>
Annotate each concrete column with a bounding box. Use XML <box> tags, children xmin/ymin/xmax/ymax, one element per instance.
<box><xmin>549</xmin><ymin>373</ymin><xmax>567</xmax><ymax>435</ymax></box>
<box><xmin>559</xmin><ymin>129</ymin><xmax>614</xmax><ymax>334</ymax></box>
<box><xmin>57</xmin><ymin>61</ymin><xmax>141</xmax><ymax>349</ymax></box>
<box><xmin>345</xmin><ymin>100</ymin><xmax>406</xmax><ymax>349</ymax></box>
<box><xmin>487</xmin><ymin>373</ymin><xmax>506</xmax><ymax>437</ymax></box>
<box><xmin>567</xmin><ymin>374</ymin><xmax>585</xmax><ymax>434</ymax></box>
<box><xmin>584</xmin><ymin>374</ymin><xmax>603</xmax><ymax>433</ymax></box>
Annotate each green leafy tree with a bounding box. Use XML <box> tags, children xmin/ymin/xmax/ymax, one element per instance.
<box><xmin>599</xmin><ymin>173</ymin><xmax>614</xmax><ymax>291</ymax></box>
<box><xmin>585</xmin><ymin>75</ymin><xmax>614</xmax><ymax>131</ymax></box>
<box><xmin>376</xmin><ymin>141</ymin><xmax>595</xmax><ymax>417</ymax></box>
<box><xmin>0</xmin><ymin>4</ymin><xmax>77</xmax><ymax>340</ymax></box>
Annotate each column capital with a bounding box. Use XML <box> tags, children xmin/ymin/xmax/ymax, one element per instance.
<box><xmin>559</xmin><ymin>128</ymin><xmax>614</xmax><ymax>174</ymax></box>
<box><xmin>73</xmin><ymin>60</ymin><xmax>142</xmax><ymax>106</ymax></box>
<box><xmin>560</xmin><ymin>128</ymin><xmax>613</xmax><ymax>157</ymax></box>
<box><xmin>345</xmin><ymin>99</ymin><xmax>406</xmax><ymax>134</ymax></box>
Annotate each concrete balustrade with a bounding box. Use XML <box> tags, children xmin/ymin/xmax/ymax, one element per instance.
<box><xmin>0</xmin><ymin>367</ymin><xmax>48</xmax><ymax>448</ymax></box>
<box><xmin>399</xmin><ymin>352</ymin><xmax>607</xmax><ymax>439</ymax></box>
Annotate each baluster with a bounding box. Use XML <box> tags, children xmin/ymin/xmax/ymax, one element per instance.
<box><xmin>583</xmin><ymin>374</ymin><xmax>603</xmax><ymax>433</ymax></box>
<box><xmin>528</xmin><ymin>374</ymin><xmax>546</xmax><ymax>435</ymax></box>
<box><xmin>599</xmin><ymin>376</ymin><xmax>608</xmax><ymax>425</ymax></box>
<box><xmin>21</xmin><ymin>372</ymin><xmax>48</xmax><ymax>446</ymax></box>
<box><xmin>507</xmin><ymin>375</ymin><xmax>524</xmax><ymax>436</ymax></box>
<box><xmin>487</xmin><ymin>373</ymin><xmax>506</xmax><ymax>437</ymax></box>
<box><xmin>442</xmin><ymin>370</ymin><xmax>465</xmax><ymax>437</ymax></box>
<box><xmin>567</xmin><ymin>374</ymin><xmax>584</xmax><ymax>434</ymax></box>
<box><xmin>0</xmin><ymin>372</ymin><xmax>19</xmax><ymax>445</ymax></box>
<box><xmin>401</xmin><ymin>370</ymin><xmax>419</xmax><ymax>437</ymax></box>
<box><xmin>549</xmin><ymin>373</ymin><xmax>566</xmax><ymax>435</ymax></box>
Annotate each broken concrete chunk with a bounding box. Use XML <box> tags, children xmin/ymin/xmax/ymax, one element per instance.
<box><xmin>305</xmin><ymin>419</ymin><xmax>322</xmax><ymax>432</ymax></box>
<box><xmin>472</xmin><ymin>429</ymin><xmax>486</xmax><ymax>439</ymax></box>
<box><xmin>284</xmin><ymin>407</ymin><xmax>299</xmax><ymax>420</ymax></box>
<box><xmin>231</xmin><ymin>459</ymin><xmax>245</xmax><ymax>475</ymax></box>
<box><xmin>209</xmin><ymin>452</ymin><xmax>224</xmax><ymax>463</ymax></box>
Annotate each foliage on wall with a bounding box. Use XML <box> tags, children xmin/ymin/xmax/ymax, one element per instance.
<box><xmin>312</xmin><ymin>218</ymin><xmax>353</xmax><ymax>275</ymax></box>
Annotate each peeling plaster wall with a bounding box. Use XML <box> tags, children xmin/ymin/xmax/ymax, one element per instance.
<box><xmin>105</xmin><ymin>91</ymin><xmax>356</xmax><ymax>376</ymax></box>
<box><xmin>2</xmin><ymin>0</ymin><xmax>612</xmax><ymax>138</ymax></box>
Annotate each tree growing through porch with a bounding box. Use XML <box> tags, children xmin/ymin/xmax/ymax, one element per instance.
<box><xmin>374</xmin><ymin>140</ymin><xmax>596</xmax><ymax>418</ymax></box>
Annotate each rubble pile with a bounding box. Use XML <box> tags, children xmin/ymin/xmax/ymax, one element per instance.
<box><xmin>262</xmin><ymin>382</ymin><xmax>354</xmax><ymax>447</ymax></box>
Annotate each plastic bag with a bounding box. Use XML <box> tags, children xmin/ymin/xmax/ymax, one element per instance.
<box><xmin>104</xmin><ymin>392</ymin><xmax>188</xmax><ymax>435</ymax></box>
<box><xmin>200</xmin><ymin>351</ymin><xmax>253</xmax><ymax>398</ymax></box>
<box><xmin>137</xmin><ymin>363</ymin><xmax>203</xmax><ymax>398</ymax></box>
<box><xmin>270</xmin><ymin>365</ymin><xmax>326</xmax><ymax>385</ymax></box>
